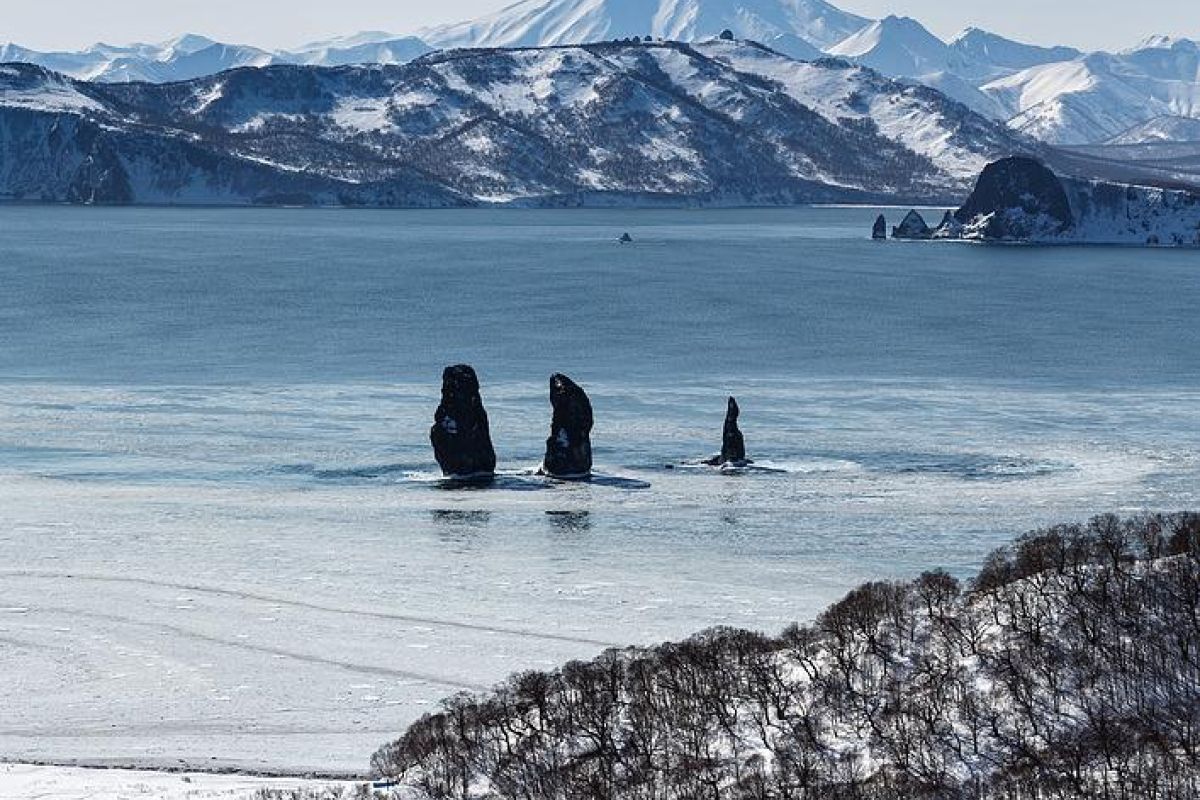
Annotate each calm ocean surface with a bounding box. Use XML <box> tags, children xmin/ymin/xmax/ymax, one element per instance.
<box><xmin>0</xmin><ymin>205</ymin><xmax>1197</xmax><ymax>772</ymax></box>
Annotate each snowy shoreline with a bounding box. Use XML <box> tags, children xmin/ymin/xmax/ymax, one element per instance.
<box><xmin>0</xmin><ymin>756</ymin><xmax>366</xmax><ymax>780</ymax></box>
<box><xmin>0</xmin><ymin>762</ymin><xmax>360</xmax><ymax>800</ymax></box>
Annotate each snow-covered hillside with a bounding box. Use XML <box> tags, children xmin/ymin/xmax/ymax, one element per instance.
<box><xmin>946</xmin><ymin>28</ymin><xmax>1080</xmax><ymax>82</ymax></box>
<box><xmin>0</xmin><ymin>40</ymin><xmax>1034</xmax><ymax>207</ymax></box>
<box><xmin>828</xmin><ymin>15</ymin><xmax>950</xmax><ymax>78</ymax></box>
<box><xmin>371</xmin><ymin>513</ymin><xmax>1200</xmax><ymax>800</ymax></box>
<box><xmin>2</xmin><ymin>0</ymin><xmax>1197</xmax><ymax>149</ymax></box>
<box><xmin>420</xmin><ymin>0</ymin><xmax>869</xmax><ymax>51</ymax></box>
<box><xmin>980</xmin><ymin>39</ymin><xmax>1200</xmax><ymax>145</ymax></box>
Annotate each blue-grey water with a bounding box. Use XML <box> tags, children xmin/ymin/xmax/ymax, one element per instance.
<box><xmin>0</xmin><ymin>205</ymin><xmax>1197</xmax><ymax>773</ymax></box>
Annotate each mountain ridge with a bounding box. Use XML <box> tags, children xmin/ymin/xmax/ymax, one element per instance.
<box><xmin>0</xmin><ymin>39</ymin><xmax>1040</xmax><ymax>207</ymax></box>
<box><xmin>1</xmin><ymin>0</ymin><xmax>1197</xmax><ymax>147</ymax></box>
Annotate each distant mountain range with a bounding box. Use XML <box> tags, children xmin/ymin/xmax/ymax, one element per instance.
<box><xmin>2</xmin><ymin>1</ymin><xmax>1196</xmax><ymax>148</ymax></box>
<box><xmin>0</xmin><ymin>33</ymin><xmax>433</xmax><ymax>83</ymax></box>
<box><xmin>0</xmin><ymin>40</ymin><xmax>1040</xmax><ymax>206</ymax></box>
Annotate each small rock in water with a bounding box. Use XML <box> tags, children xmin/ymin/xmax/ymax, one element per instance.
<box><xmin>540</xmin><ymin>373</ymin><xmax>594</xmax><ymax>480</ymax></box>
<box><xmin>892</xmin><ymin>209</ymin><xmax>933</xmax><ymax>240</ymax></box>
<box><xmin>705</xmin><ymin>396</ymin><xmax>750</xmax><ymax>466</ymax></box>
<box><xmin>430</xmin><ymin>364</ymin><xmax>497</xmax><ymax>479</ymax></box>
<box><xmin>872</xmin><ymin>214</ymin><xmax>887</xmax><ymax>240</ymax></box>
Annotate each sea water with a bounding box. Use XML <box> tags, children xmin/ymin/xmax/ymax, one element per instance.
<box><xmin>0</xmin><ymin>206</ymin><xmax>1197</xmax><ymax>773</ymax></box>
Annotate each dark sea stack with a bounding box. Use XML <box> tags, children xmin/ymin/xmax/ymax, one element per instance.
<box><xmin>430</xmin><ymin>365</ymin><xmax>497</xmax><ymax>479</ymax></box>
<box><xmin>540</xmin><ymin>374</ymin><xmax>593</xmax><ymax>480</ymax></box>
<box><xmin>705</xmin><ymin>397</ymin><xmax>749</xmax><ymax>466</ymax></box>
<box><xmin>892</xmin><ymin>209</ymin><xmax>932</xmax><ymax>239</ymax></box>
<box><xmin>872</xmin><ymin>214</ymin><xmax>887</xmax><ymax>239</ymax></box>
<box><xmin>954</xmin><ymin>156</ymin><xmax>1074</xmax><ymax>239</ymax></box>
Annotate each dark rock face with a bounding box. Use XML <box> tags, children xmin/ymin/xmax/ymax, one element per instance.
<box><xmin>953</xmin><ymin>156</ymin><xmax>1073</xmax><ymax>239</ymax></box>
<box><xmin>872</xmin><ymin>214</ymin><xmax>887</xmax><ymax>239</ymax></box>
<box><xmin>430</xmin><ymin>365</ymin><xmax>497</xmax><ymax>479</ymax></box>
<box><xmin>705</xmin><ymin>397</ymin><xmax>748</xmax><ymax>466</ymax></box>
<box><xmin>541</xmin><ymin>374</ymin><xmax>593</xmax><ymax>479</ymax></box>
<box><xmin>66</xmin><ymin>135</ymin><xmax>133</xmax><ymax>205</ymax></box>
<box><xmin>892</xmin><ymin>209</ymin><xmax>932</xmax><ymax>239</ymax></box>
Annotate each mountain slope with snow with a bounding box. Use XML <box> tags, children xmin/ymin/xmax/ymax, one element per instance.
<box><xmin>824</xmin><ymin>18</ymin><xmax>1054</xmax><ymax>120</ymax></box>
<box><xmin>981</xmin><ymin>39</ymin><xmax>1200</xmax><ymax>145</ymax></box>
<box><xmin>420</xmin><ymin>0</ymin><xmax>869</xmax><ymax>50</ymax></box>
<box><xmin>0</xmin><ymin>40</ymin><xmax>1035</xmax><ymax>207</ymax></box>
<box><xmin>946</xmin><ymin>28</ymin><xmax>1080</xmax><ymax>81</ymax></box>
<box><xmin>1109</xmin><ymin>115</ymin><xmax>1200</xmax><ymax>145</ymax></box>
<box><xmin>828</xmin><ymin>15</ymin><xmax>949</xmax><ymax>76</ymax></box>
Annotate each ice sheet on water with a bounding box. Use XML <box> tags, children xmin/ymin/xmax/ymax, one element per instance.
<box><xmin>0</xmin><ymin>386</ymin><xmax>1196</xmax><ymax>773</ymax></box>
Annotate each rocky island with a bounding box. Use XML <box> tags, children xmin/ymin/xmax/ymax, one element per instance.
<box><xmin>891</xmin><ymin>156</ymin><xmax>1200</xmax><ymax>246</ymax></box>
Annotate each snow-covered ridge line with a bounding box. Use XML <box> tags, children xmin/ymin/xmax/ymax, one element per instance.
<box><xmin>0</xmin><ymin>40</ymin><xmax>1034</xmax><ymax>207</ymax></box>
<box><xmin>2</xmin><ymin>0</ymin><xmax>1196</xmax><ymax>151</ymax></box>
<box><xmin>0</xmin><ymin>33</ymin><xmax>433</xmax><ymax>84</ymax></box>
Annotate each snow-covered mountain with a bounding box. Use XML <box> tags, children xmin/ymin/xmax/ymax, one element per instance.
<box><xmin>828</xmin><ymin>15</ymin><xmax>950</xmax><ymax>77</ymax></box>
<box><xmin>819</xmin><ymin>20</ymin><xmax>1200</xmax><ymax>146</ymax></box>
<box><xmin>420</xmin><ymin>0</ymin><xmax>869</xmax><ymax>51</ymax></box>
<box><xmin>980</xmin><ymin>39</ymin><xmax>1200</xmax><ymax>145</ymax></box>
<box><xmin>946</xmin><ymin>28</ymin><xmax>1080</xmax><ymax>82</ymax></box>
<box><xmin>0</xmin><ymin>0</ymin><xmax>1196</xmax><ymax>148</ymax></box>
<box><xmin>0</xmin><ymin>33</ymin><xmax>433</xmax><ymax>83</ymax></box>
<box><xmin>284</xmin><ymin>33</ymin><xmax>433</xmax><ymax>67</ymax></box>
<box><xmin>0</xmin><ymin>36</ymin><xmax>278</xmax><ymax>83</ymax></box>
<box><xmin>0</xmin><ymin>40</ymin><xmax>1036</xmax><ymax>206</ymax></box>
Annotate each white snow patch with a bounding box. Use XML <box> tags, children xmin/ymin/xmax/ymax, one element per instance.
<box><xmin>0</xmin><ymin>763</ymin><xmax>354</xmax><ymax>800</ymax></box>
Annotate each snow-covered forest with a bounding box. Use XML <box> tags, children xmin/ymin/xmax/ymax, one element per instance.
<box><xmin>369</xmin><ymin>513</ymin><xmax>1200</xmax><ymax>799</ymax></box>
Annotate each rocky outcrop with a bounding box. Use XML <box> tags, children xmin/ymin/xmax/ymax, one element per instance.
<box><xmin>948</xmin><ymin>156</ymin><xmax>1200</xmax><ymax>245</ymax></box>
<box><xmin>875</xmin><ymin>156</ymin><xmax>1199</xmax><ymax>246</ymax></box>
<box><xmin>430</xmin><ymin>365</ymin><xmax>497</xmax><ymax>479</ymax></box>
<box><xmin>872</xmin><ymin>214</ymin><xmax>887</xmax><ymax>239</ymax></box>
<box><xmin>952</xmin><ymin>156</ymin><xmax>1074</xmax><ymax>239</ymax></box>
<box><xmin>892</xmin><ymin>209</ymin><xmax>932</xmax><ymax>239</ymax></box>
<box><xmin>932</xmin><ymin>210</ymin><xmax>963</xmax><ymax>239</ymax></box>
<box><xmin>540</xmin><ymin>374</ymin><xmax>593</xmax><ymax>480</ymax></box>
<box><xmin>705</xmin><ymin>397</ymin><xmax>749</xmax><ymax>466</ymax></box>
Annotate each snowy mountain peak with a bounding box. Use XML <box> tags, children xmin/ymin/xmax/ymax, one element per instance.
<box><xmin>947</xmin><ymin>27</ymin><xmax>1080</xmax><ymax>73</ymax></box>
<box><xmin>164</xmin><ymin>34</ymin><xmax>219</xmax><ymax>55</ymax></box>
<box><xmin>419</xmin><ymin>0</ymin><xmax>870</xmax><ymax>51</ymax></box>
<box><xmin>1126</xmin><ymin>34</ymin><xmax>1195</xmax><ymax>52</ymax></box>
<box><xmin>827</xmin><ymin>14</ymin><xmax>949</xmax><ymax>76</ymax></box>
